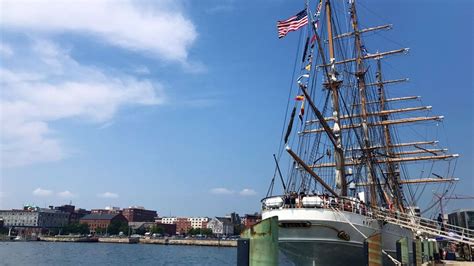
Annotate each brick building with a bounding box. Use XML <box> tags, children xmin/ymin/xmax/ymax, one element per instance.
<box><xmin>155</xmin><ymin>223</ymin><xmax>176</xmax><ymax>236</ymax></box>
<box><xmin>54</xmin><ymin>204</ymin><xmax>90</xmax><ymax>224</ymax></box>
<box><xmin>242</xmin><ymin>214</ymin><xmax>261</xmax><ymax>228</ymax></box>
<box><xmin>91</xmin><ymin>206</ymin><xmax>121</xmax><ymax>215</ymax></box>
<box><xmin>122</xmin><ymin>206</ymin><xmax>157</xmax><ymax>222</ymax></box>
<box><xmin>80</xmin><ymin>213</ymin><xmax>127</xmax><ymax>233</ymax></box>
<box><xmin>176</xmin><ymin>217</ymin><xmax>192</xmax><ymax>234</ymax></box>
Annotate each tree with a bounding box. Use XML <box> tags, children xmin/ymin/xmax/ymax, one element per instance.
<box><xmin>0</xmin><ymin>227</ymin><xmax>9</xmax><ymax>235</ymax></box>
<box><xmin>200</xmin><ymin>228</ymin><xmax>213</xmax><ymax>236</ymax></box>
<box><xmin>187</xmin><ymin>228</ymin><xmax>212</xmax><ymax>236</ymax></box>
<box><xmin>107</xmin><ymin>220</ymin><xmax>128</xmax><ymax>235</ymax></box>
<box><xmin>150</xmin><ymin>226</ymin><xmax>164</xmax><ymax>234</ymax></box>
<box><xmin>95</xmin><ymin>227</ymin><xmax>106</xmax><ymax>235</ymax></box>
<box><xmin>62</xmin><ymin>223</ymin><xmax>89</xmax><ymax>235</ymax></box>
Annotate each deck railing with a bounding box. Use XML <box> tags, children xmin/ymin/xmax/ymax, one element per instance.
<box><xmin>262</xmin><ymin>194</ymin><xmax>474</xmax><ymax>245</ymax></box>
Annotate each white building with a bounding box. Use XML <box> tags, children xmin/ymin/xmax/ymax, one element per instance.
<box><xmin>207</xmin><ymin>217</ymin><xmax>234</xmax><ymax>236</ymax></box>
<box><xmin>161</xmin><ymin>217</ymin><xmax>177</xmax><ymax>224</ymax></box>
<box><xmin>188</xmin><ymin>217</ymin><xmax>208</xmax><ymax>229</ymax></box>
<box><xmin>0</xmin><ymin>207</ymin><xmax>69</xmax><ymax>228</ymax></box>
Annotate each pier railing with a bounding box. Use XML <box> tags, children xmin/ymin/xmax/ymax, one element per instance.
<box><xmin>370</xmin><ymin>206</ymin><xmax>474</xmax><ymax>245</ymax></box>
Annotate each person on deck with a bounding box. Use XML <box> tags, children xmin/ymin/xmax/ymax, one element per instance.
<box><xmin>437</xmin><ymin>213</ymin><xmax>445</xmax><ymax>231</ymax></box>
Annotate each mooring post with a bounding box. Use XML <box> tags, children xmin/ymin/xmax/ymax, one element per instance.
<box><xmin>433</xmin><ymin>240</ymin><xmax>440</xmax><ymax>261</ymax></box>
<box><xmin>364</xmin><ymin>233</ymin><xmax>382</xmax><ymax>266</ymax></box>
<box><xmin>428</xmin><ymin>240</ymin><xmax>434</xmax><ymax>261</ymax></box>
<box><xmin>237</xmin><ymin>238</ymin><xmax>250</xmax><ymax>266</ymax></box>
<box><xmin>422</xmin><ymin>239</ymin><xmax>429</xmax><ymax>263</ymax></box>
<box><xmin>396</xmin><ymin>237</ymin><xmax>409</xmax><ymax>266</ymax></box>
<box><xmin>412</xmin><ymin>238</ymin><xmax>422</xmax><ymax>266</ymax></box>
<box><xmin>240</xmin><ymin>216</ymin><xmax>279</xmax><ymax>266</ymax></box>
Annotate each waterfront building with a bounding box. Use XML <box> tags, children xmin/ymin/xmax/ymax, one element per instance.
<box><xmin>176</xmin><ymin>217</ymin><xmax>192</xmax><ymax>234</ymax></box>
<box><xmin>128</xmin><ymin>221</ymin><xmax>155</xmax><ymax>232</ymax></box>
<box><xmin>207</xmin><ymin>217</ymin><xmax>234</xmax><ymax>236</ymax></box>
<box><xmin>54</xmin><ymin>204</ymin><xmax>91</xmax><ymax>224</ymax></box>
<box><xmin>91</xmin><ymin>206</ymin><xmax>122</xmax><ymax>214</ymax></box>
<box><xmin>188</xmin><ymin>217</ymin><xmax>209</xmax><ymax>229</ymax></box>
<box><xmin>242</xmin><ymin>214</ymin><xmax>261</xmax><ymax>228</ymax></box>
<box><xmin>80</xmin><ymin>213</ymin><xmax>128</xmax><ymax>233</ymax></box>
<box><xmin>228</xmin><ymin>212</ymin><xmax>241</xmax><ymax>226</ymax></box>
<box><xmin>160</xmin><ymin>217</ymin><xmax>207</xmax><ymax>234</ymax></box>
<box><xmin>122</xmin><ymin>206</ymin><xmax>157</xmax><ymax>222</ymax></box>
<box><xmin>161</xmin><ymin>217</ymin><xmax>177</xmax><ymax>224</ymax></box>
<box><xmin>448</xmin><ymin>209</ymin><xmax>474</xmax><ymax>230</ymax></box>
<box><xmin>155</xmin><ymin>223</ymin><xmax>176</xmax><ymax>236</ymax></box>
<box><xmin>0</xmin><ymin>205</ymin><xmax>69</xmax><ymax>229</ymax></box>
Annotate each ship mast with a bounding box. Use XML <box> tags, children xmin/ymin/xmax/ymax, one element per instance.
<box><xmin>376</xmin><ymin>59</ymin><xmax>405</xmax><ymax>211</ymax></box>
<box><xmin>350</xmin><ymin>0</ymin><xmax>383</xmax><ymax>207</ymax></box>
<box><xmin>325</xmin><ymin>0</ymin><xmax>347</xmax><ymax>196</ymax></box>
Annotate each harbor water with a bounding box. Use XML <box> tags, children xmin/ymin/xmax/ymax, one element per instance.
<box><xmin>0</xmin><ymin>241</ymin><xmax>295</xmax><ymax>265</ymax></box>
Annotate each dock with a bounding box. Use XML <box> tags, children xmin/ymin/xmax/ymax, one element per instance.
<box><xmin>140</xmin><ymin>238</ymin><xmax>237</xmax><ymax>247</ymax></box>
<box><xmin>38</xmin><ymin>235</ymin><xmax>236</xmax><ymax>247</ymax></box>
<box><xmin>39</xmin><ymin>236</ymin><xmax>98</xmax><ymax>242</ymax></box>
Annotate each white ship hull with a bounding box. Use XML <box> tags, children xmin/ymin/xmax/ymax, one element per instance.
<box><xmin>262</xmin><ymin>208</ymin><xmax>413</xmax><ymax>265</ymax></box>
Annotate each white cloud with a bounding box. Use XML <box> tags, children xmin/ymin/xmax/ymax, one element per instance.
<box><xmin>32</xmin><ymin>187</ymin><xmax>53</xmax><ymax>196</ymax></box>
<box><xmin>0</xmin><ymin>0</ymin><xmax>200</xmax><ymax>168</ymax></box>
<box><xmin>57</xmin><ymin>190</ymin><xmax>76</xmax><ymax>198</ymax></box>
<box><xmin>132</xmin><ymin>65</ymin><xmax>151</xmax><ymax>75</ymax></box>
<box><xmin>210</xmin><ymin>187</ymin><xmax>234</xmax><ymax>195</ymax></box>
<box><xmin>97</xmin><ymin>192</ymin><xmax>119</xmax><ymax>199</ymax></box>
<box><xmin>0</xmin><ymin>43</ymin><xmax>14</xmax><ymax>57</ymax></box>
<box><xmin>239</xmin><ymin>188</ymin><xmax>257</xmax><ymax>196</ymax></box>
<box><xmin>0</xmin><ymin>39</ymin><xmax>165</xmax><ymax>167</ymax></box>
<box><xmin>0</xmin><ymin>0</ymin><xmax>197</xmax><ymax>63</ymax></box>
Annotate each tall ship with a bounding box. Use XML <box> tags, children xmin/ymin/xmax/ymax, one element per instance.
<box><xmin>261</xmin><ymin>0</ymin><xmax>466</xmax><ymax>265</ymax></box>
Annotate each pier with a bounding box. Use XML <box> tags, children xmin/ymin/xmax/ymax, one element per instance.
<box><xmin>37</xmin><ymin>235</ymin><xmax>236</xmax><ymax>247</ymax></box>
<box><xmin>140</xmin><ymin>238</ymin><xmax>237</xmax><ymax>247</ymax></box>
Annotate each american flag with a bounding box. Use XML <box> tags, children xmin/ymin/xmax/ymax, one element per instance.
<box><xmin>277</xmin><ymin>10</ymin><xmax>308</xmax><ymax>39</ymax></box>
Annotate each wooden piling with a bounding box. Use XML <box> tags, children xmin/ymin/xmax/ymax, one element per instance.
<box><xmin>364</xmin><ymin>233</ymin><xmax>382</xmax><ymax>266</ymax></box>
<box><xmin>413</xmin><ymin>239</ymin><xmax>422</xmax><ymax>266</ymax></box>
<box><xmin>422</xmin><ymin>239</ymin><xmax>429</xmax><ymax>263</ymax></box>
<box><xmin>241</xmin><ymin>216</ymin><xmax>279</xmax><ymax>266</ymax></box>
<box><xmin>396</xmin><ymin>237</ymin><xmax>409</xmax><ymax>265</ymax></box>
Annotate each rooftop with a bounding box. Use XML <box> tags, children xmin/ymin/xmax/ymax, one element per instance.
<box><xmin>81</xmin><ymin>213</ymin><xmax>120</xmax><ymax>220</ymax></box>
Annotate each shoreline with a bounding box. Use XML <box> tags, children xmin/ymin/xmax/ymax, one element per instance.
<box><xmin>24</xmin><ymin>236</ymin><xmax>238</xmax><ymax>247</ymax></box>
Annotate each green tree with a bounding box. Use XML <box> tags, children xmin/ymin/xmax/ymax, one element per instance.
<box><xmin>134</xmin><ymin>227</ymin><xmax>146</xmax><ymax>235</ymax></box>
<box><xmin>95</xmin><ymin>227</ymin><xmax>106</xmax><ymax>235</ymax></box>
<box><xmin>187</xmin><ymin>228</ymin><xmax>212</xmax><ymax>236</ymax></box>
<box><xmin>150</xmin><ymin>226</ymin><xmax>164</xmax><ymax>234</ymax></box>
<box><xmin>187</xmin><ymin>228</ymin><xmax>197</xmax><ymax>235</ymax></box>
<box><xmin>107</xmin><ymin>220</ymin><xmax>129</xmax><ymax>235</ymax></box>
<box><xmin>62</xmin><ymin>223</ymin><xmax>89</xmax><ymax>235</ymax></box>
<box><xmin>200</xmin><ymin>228</ymin><xmax>213</xmax><ymax>236</ymax></box>
<box><xmin>0</xmin><ymin>227</ymin><xmax>9</xmax><ymax>235</ymax></box>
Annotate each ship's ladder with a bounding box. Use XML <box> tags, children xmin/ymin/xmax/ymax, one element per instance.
<box><xmin>371</xmin><ymin>207</ymin><xmax>474</xmax><ymax>245</ymax></box>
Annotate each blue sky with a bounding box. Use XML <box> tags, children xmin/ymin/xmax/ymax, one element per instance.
<box><xmin>0</xmin><ymin>0</ymin><xmax>472</xmax><ymax>217</ymax></box>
